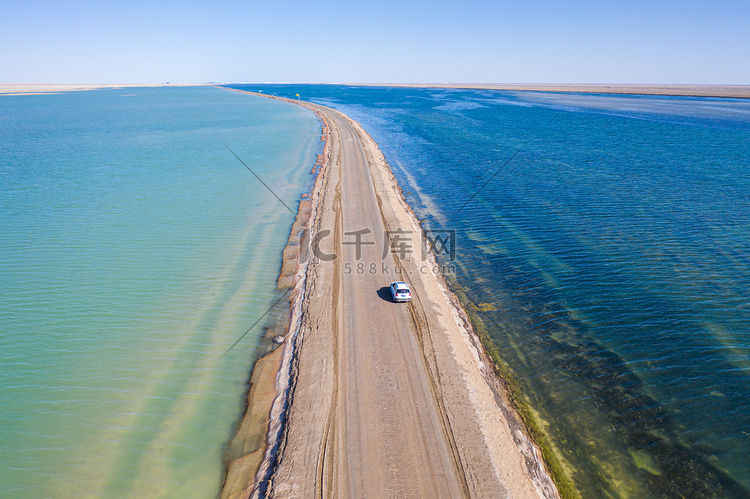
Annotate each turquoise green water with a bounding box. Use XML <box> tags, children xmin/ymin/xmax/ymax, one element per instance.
<box><xmin>0</xmin><ymin>87</ymin><xmax>320</xmax><ymax>497</ymax></box>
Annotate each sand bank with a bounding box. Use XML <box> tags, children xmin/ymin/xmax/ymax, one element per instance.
<box><xmin>350</xmin><ymin>83</ymin><xmax>750</xmax><ymax>98</ymax></box>
<box><xmin>219</xmin><ymin>87</ymin><xmax>559</xmax><ymax>498</ymax></box>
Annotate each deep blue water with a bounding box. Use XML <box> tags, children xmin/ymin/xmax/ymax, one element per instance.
<box><xmin>228</xmin><ymin>84</ymin><xmax>750</xmax><ymax>497</ymax></box>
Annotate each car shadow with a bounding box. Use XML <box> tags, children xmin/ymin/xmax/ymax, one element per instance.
<box><xmin>376</xmin><ymin>286</ymin><xmax>393</xmax><ymax>303</ymax></box>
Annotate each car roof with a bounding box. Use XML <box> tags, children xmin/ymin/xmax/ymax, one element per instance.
<box><xmin>392</xmin><ymin>281</ymin><xmax>409</xmax><ymax>288</ymax></box>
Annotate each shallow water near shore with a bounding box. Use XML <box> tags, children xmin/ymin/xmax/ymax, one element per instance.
<box><xmin>229</xmin><ymin>84</ymin><xmax>750</xmax><ymax>497</ymax></box>
<box><xmin>0</xmin><ymin>87</ymin><xmax>319</xmax><ymax>497</ymax></box>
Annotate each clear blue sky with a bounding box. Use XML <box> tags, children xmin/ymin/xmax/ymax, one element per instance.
<box><xmin>2</xmin><ymin>0</ymin><xmax>748</xmax><ymax>84</ymax></box>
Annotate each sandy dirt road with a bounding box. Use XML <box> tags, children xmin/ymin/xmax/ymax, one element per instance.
<box><xmin>324</xmin><ymin>111</ymin><xmax>468</xmax><ymax>497</ymax></box>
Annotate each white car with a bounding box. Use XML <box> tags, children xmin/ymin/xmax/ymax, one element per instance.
<box><xmin>389</xmin><ymin>281</ymin><xmax>412</xmax><ymax>303</ymax></box>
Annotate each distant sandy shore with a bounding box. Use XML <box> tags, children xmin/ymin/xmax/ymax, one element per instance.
<box><xmin>6</xmin><ymin>83</ymin><xmax>748</xmax><ymax>99</ymax></box>
<box><xmin>0</xmin><ymin>83</ymin><xmax>198</xmax><ymax>96</ymax></box>
<box><xmin>351</xmin><ymin>83</ymin><xmax>750</xmax><ymax>99</ymax></box>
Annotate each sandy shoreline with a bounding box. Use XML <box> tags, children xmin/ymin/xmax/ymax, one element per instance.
<box><xmin>349</xmin><ymin>83</ymin><xmax>750</xmax><ymax>98</ymax></box>
<box><xmin>220</xmin><ymin>87</ymin><xmax>559</xmax><ymax>498</ymax></box>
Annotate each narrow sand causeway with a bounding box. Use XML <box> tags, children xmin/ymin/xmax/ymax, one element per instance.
<box><xmin>223</xmin><ymin>91</ymin><xmax>560</xmax><ymax>498</ymax></box>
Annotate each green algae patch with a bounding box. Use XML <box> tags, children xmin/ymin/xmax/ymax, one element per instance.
<box><xmin>449</xmin><ymin>282</ymin><xmax>579</xmax><ymax>499</ymax></box>
<box><xmin>468</xmin><ymin>301</ymin><xmax>498</xmax><ymax>312</ymax></box>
